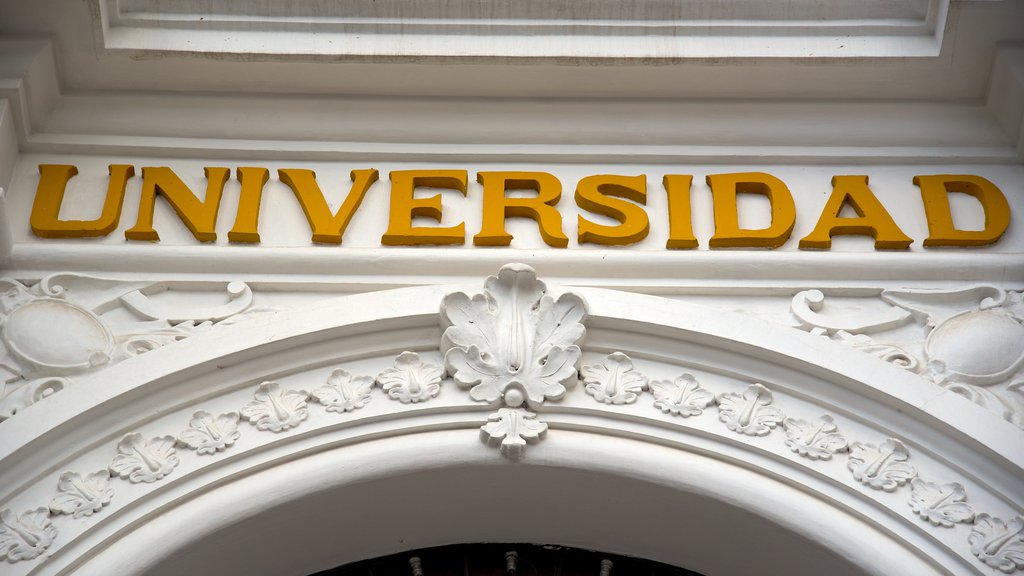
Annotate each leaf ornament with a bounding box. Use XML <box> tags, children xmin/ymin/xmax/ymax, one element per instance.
<box><xmin>716</xmin><ymin>383</ymin><xmax>784</xmax><ymax>436</ymax></box>
<box><xmin>0</xmin><ymin>507</ymin><xmax>57</xmax><ymax>562</ymax></box>
<box><xmin>442</xmin><ymin>264</ymin><xmax>586</xmax><ymax>409</ymax></box>
<box><xmin>312</xmin><ymin>369</ymin><xmax>375</xmax><ymax>412</ymax></box>
<box><xmin>650</xmin><ymin>374</ymin><xmax>715</xmax><ymax>417</ymax></box>
<box><xmin>908</xmin><ymin>479</ymin><xmax>975</xmax><ymax>527</ymax></box>
<box><xmin>49</xmin><ymin>470</ymin><xmax>114</xmax><ymax>518</ymax></box>
<box><xmin>240</xmin><ymin>381</ymin><xmax>309</xmax><ymax>432</ymax></box>
<box><xmin>178</xmin><ymin>410</ymin><xmax>241</xmax><ymax>454</ymax></box>
<box><xmin>581</xmin><ymin>352</ymin><xmax>648</xmax><ymax>405</ymax></box>
<box><xmin>377</xmin><ymin>352</ymin><xmax>443</xmax><ymax>404</ymax></box>
<box><xmin>969</xmin><ymin>514</ymin><xmax>1024</xmax><ymax>574</ymax></box>
<box><xmin>109</xmin><ymin>433</ymin><xmax>179</xmax><ymax>483</ymax></box>
<box><xmin>782</xmin><ymin>415</ymin><xmax>848</xmax><ymax>460</ymax></box>
<box><xmin>846</xmin><ymin>438</ymin><xmax>916</xmax><ymax>492</ymax></box>
<box><xmin>481</xmin><ymin>407</ymin><xmax>548</xmax><ymax>460</ymax></box>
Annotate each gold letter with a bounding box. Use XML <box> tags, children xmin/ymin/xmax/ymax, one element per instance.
<box><xmin>706</xmin><ymin>172</ymin><xmax>795</xmax><ymax>249</ymax></box>
<box><xmin>126</xmin><ymin>167</ymin><xmax>230</xmax><ymax>242</ymax></box>
<box><xmin>381</xmin><ymin>170</ymin><xmax>468</xmax><ymax>245</ymax></box>
<box><xmin>227</xmin><ymin>167</ymin><xmax>270</xmax><ymax>243</ymax></box>
<box><xmin>31</xmin><ymin>164</ymin><xmax>133</xmax><ymax>238</ymax></box>
<box><xmin>278</xmin><ymin>168</ymin><xmax>380</xmax><ymax>244</ymax></box>
<box><xmin>663</xmin><ymin>174</ymin><xmax>697</xmax><ymax>249</ymax></box>
<box><xmin>576</xmin><ymin>174</ymin><xmax>649</xmax><ymax>246</ymax></box>
<box><xmin>474</xmin><ymin>171</ymin><xmax>568</xmax><ymax>247</ymax></box>
<box><xmin>914</xmin><ymin>174</ymin><xmax>1011</xmax><ymax>247</ymax></box>
<box><xmin>799</xmin><ymin>175</ymin><xmax>912</xmax><ymax>250</ymax></box>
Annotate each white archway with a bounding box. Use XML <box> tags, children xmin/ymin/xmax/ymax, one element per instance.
<box><xmin>0</xmin><ymin>266</ymin><xmax>1020</xmax><ymax>576</ymax></box>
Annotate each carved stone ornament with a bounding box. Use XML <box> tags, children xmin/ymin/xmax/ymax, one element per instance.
<box><xmin>240</xmin><ymin>381</ymin><xmax>309</xmax><ymax>432</ymax></box>
<box><xmin>846</xmin><ymin>438</ymin><xmax>916</xmax><ymax>492</ymax></box>
<box><xmin>581</xmin><ymin>352</ymin><xmax>648</xmax><ymax>405</ymax></box>
<box><xmin>441</xmin><ymin>263</ymin><xmax>586</xmax><ymax>409</ymax></box>
<box><xmin>649</xmin><ymin>374</ymin><xmax>715</xmax><ymax>417</ymax></box>
<box><xmin>0</xmin><ymin>507</ymin><xmax>57</xmax><ymax>562</ymax></box>
<box><xmin>109</xmin><ymin>433</ymin><xmax>180</xmax><ymax>483</ymax></box>
<box><xmin>312</xmin><ymin>369</ymin><xmax>375</xmax><ymax>412</ymax></box>
<box><xmin>969</xmin><ymin>514</ymin><xmax>1024</xmax><ymax>574</ymax></box>
<box><xmin>0</xmin><ymin>274</ymin><xmax>264</xmax><ymax>421</ymax></box>
<box><xmin>782</xmin><ymin>415</ymin><xmax>848</xmax><ymax>460</ymax></box>
<box><xmin>716</xmin><ymin>383</ymin><xmax>785</xmax><ymax>436</ymax></box>
<box><xmin>177</xmin><ymin>410</ymin><xmax>241</xmax><ymax>454</ymax></box>
<box><xmin>480</xmin><ymin>407</ymin><xmax>548</xmax><ymax>460</ymax></box>
<box><xmin>377</xmin><ymin>352</ymin><xmax>443</xmax><ymax>404</ymax></box>
<box><xmin>49</xmin><ymin>470</ymin><xmax>114</xmax><ymax>518</ymax></box>
<box><xmin>908</xmin><ymin>479</ymin><xmax>975</xmax><ymax>527</ymax></box>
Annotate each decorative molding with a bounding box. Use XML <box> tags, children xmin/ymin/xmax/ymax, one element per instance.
<box><xmin>48</xmin><ymin>470</ymin><xmax>114</xmax><ymax>519</ymax></box>
<box><xmin>649</xmin><ymin>374</ymin><xmax>715</xmax><ymax>417</ymax></box>
<box><xmin>312</xmin><ymin>369</ymin><xmax>375</xmax><ymax>412</ymax></box>
<box><xmin>969</xmin><ymin>514</ymin><xmax>1024</xmax><ymax>574</ymax></box>
<box><xmin>108</xmin><ymin>433</ymin><xmax>179</xmax><ymax>484</ymax></box>
<box><xmin>792</xmin><ymin>289</ymin><xmax>912</xmax><ymax>335</ymax></box>
<box><xmin>177</xmin><ymin>411</ymin><xmax>241</xmax><ymax>455</ymax></box>
<box><xmin>480</xmin><ymin>408</ymin><xmax>548</xmax><ymax>461</ymax></box>
<box><xmin>782</xmin><ymin>415</ymin><xmax>848</xmax><ymax>460</ymax></box>
<box><xmin>847</xmin><ymin>438</ymin><xmax>916</xmax><ymax>492</ymax></box>
<box><xmin>716</xmin><ymin>384</ymin><xmax>784</xmax><ymax>436</ymax></box>
<box><xmin>240</xmin><ymin>381</ymin><xmax>309</xmax><ymax>432</ymax></box>
<box><xmin>377</xmin><ymin>353</ymin><xmax>443</xmax><ymax>405</ymax></box>
<box><xmin>581</xmin><ymin>352</ymin><xmax>648</xmax><ymax>405</ymax></box>
<box><xmin>908</xmin><ymin>479</ymin><xmax>975</xmax><ymax>528</ymax></box>
<box><xmin>0</xmin><ymin>507</ymin><xmax>56</xmax><ymax>562</ymax></box>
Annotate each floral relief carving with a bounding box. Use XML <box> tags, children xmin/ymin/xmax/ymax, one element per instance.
<box><xmin>480</xmin><ymin>407</ymin><xmax>547</xmax><ymax>460</ymax></box>
<box><xmin>969</xmin><ymin>514</ymin><xmax>1024</xmax><ymax>574</ymax></box>
<box><xmin>649</xmin><ymin>374</ymin><xmax>715</xmax><ymax>417</ymax></box>
<box><xmin>377</xmin><ymin>353</ymin><xmax>443</xmax><ymax>404</ymax></box>
<box><xmin>312</xmin><ymin>369</ymin><xmax>375</xmax><ymax>412</ymax></box>
<box><xmin>717</xmin><ymin>383</ymin><xmax>785</xmax><ymax>436</ymax></box>
<box><xmin>49</xmin><ymin>470</ymin><xmax>114</xmax><ymax>518</ymax></box>
<box><xmin>847</xmin><ymin>438</ymin><xmax>916</xmax><ymax>491</ymax></box>
<box><xmin>177</xmin><ymin>410</ymin><xmax>241</xmax><ymax>454</ymax></box>
<box><xmin>0</xmin><ymin>507</ymin><xmax>57</xmax><ymax>562</ymax></box>
<box><xmin>240</xmin><ymin>381</ymin><xmax>309</xmax><ymax>432</ymax></box>
<box><xmin>908</xmin><ymin>479</ymin><xmax>975</xmax><ymax>527</ymax></box>
<box><xmin>109</xmin><ymin>433</ymin><xmax>179</xmax><ymax>483</ymax></box>
<box><xmin>581</xmin><ymin>352</ymin><xmax>647</xmax><ymax>405</ymax></box>
<box><xmin>782</xmin><ymin>414</ymin><xmax>848</xmax><ymax>460</ymax></box>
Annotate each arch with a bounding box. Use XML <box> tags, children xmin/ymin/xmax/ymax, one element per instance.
<box><xmin>0</xmin><ymin>265</ymin><xmax>1020</xmax><ymax>576</ymax></box>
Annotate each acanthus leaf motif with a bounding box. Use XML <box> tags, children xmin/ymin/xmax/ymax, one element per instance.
<box><xmin>109</xmin><ymin>433</ymin><xmax>179</xmax><ymax>483</ymax></box>
<box><xmin>908</xmin><ymin>479</ymin><xmax>975</xmax><ymax>527</ymax></box>
<box><xmin>49</xmin><ymin>470</ymin><xmax>114</xmax><ymax>518</ymax></box>
<box><xmin>377</xmin><ymin>352</ymin><xmax>443</xmax><ymax>404</ymax></box>
<box><xmin>312</xmin><ymin>369</ymin><xmax>375</xmax><ymax>412</ymax></box>
<box><xmin>178</xmin><ymin>410</ymin><xmax>241</xmax><ymax>454</ymax></box>
<box><xmin>442</xmin><ymin>264</ymin><xmax>585</xmax><ymax>408</ymax></box>
<box><xmin>783</xmin><ymin>414</ymin><xmax>848</xmax><ymax>460</ymax></box>
<box><xmin>581</xmin><ymin>352</ymin><xmax>647</xmax><ymax>405</ymax></box>
<box><xmin>0</xmin><ymin>507</ymin><xmax>57</xmax><ymax>562</ymax></box>
<box><xmin>716</xmin><ymin>383</ymin><xmax>784</xmax><ymax>436</ymax></box>
<box><xmin>846</xmin><ymin>438</ymin><xmax>916</xmax><ymax>491</ymax></box>
<box><xmin>480</xmin><ymin>407</ymin><xmax>548</xmax><ymax>460</ymax></box>
<box><xmin>240</xmin><ymin>381</ymin><xmax>309</xmax><ymax>432</ymax></box>
<box><xmin>649</xmin><ymin>374</ymin><xmax>715</xmax><ymax>417</ymax></box>
<box><xmin>969</xmin><ymin>514</ymin><xmax>1024</xmax><ymax>574</ymax></box>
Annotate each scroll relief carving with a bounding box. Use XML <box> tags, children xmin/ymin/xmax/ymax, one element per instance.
<box><xmin>441</xmin><ymin>263</ymin><xmax>586</xmax><ymax>459</ymax></box>
<box><xmin>0</xmin><ymin>274</ymin><xmax>271</xmax><ymax>422</ymax></box>
<box><xmin>791</xmin><ymin>286</ymin><xmax>1024</xmax><ymax>429</ymax></box>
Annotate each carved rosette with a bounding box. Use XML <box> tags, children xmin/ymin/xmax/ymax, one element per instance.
<box><xmin>49</xmin><ymin>471</ymin><xmax>115</xmax><ymax>519</ymax></box>
<box><xmin>908</xmin><ymin>479</ymin><xmax>975</xmax><ymax>527</ymax></box>
<box><xmin>581</xmin><ymin>352</ymin><xmax>648</xmax><ymax>405</ymax></box>
<box><xmin>312</xmin><ymin>369</ymin><xmax>375</xmax><ymax>412</ymax></box>
<box><xmin>441</xmin><ymin>264</ymin><xmax>586</xmax><ymax>458</ymax></box>
<box><xmin>782</xmin><ymin>415</ymin><xmax>848</xmax><ymax>460</ymax></box>
<box><xmin>969</xmin><ymin>514</ymin><xmax>1024</xmax><ymax>574</ymax></box>
<box><xmin>649</xmin><ymin>374</ymin><xmax>715</xmax><ymax>417</ymax></box>
<box><xmin>847</xmin><ymin>438</ymin><xmax>916</xmax><ymax>491</ymax></box>
<box><xmin>109</xmin><ymin>433</ymin><xmax>179</xmax><ymax>483</ymax></box>
<box><xmin>716</xmin><ymin>384</ymin><xmax>785</xmax><ymax>436</ymax></box>
<box><xmin>177</xmin><ymin>410</ymin><xmax>241</xmax><ymax>454</ymax></box>
<box><xmin>377</xmin><ymin>353</ymin><xmax>443</xmax><ymax>404</ymax></box>
<box><xmin>0</xmin><ymin>507</ymin><xmax>57</xmax><ymax>562</ymax></box>
<box><xmin>241</xmin><ymin>381</ymin><xmax>309</xmax><ymax>432</ymax></box>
